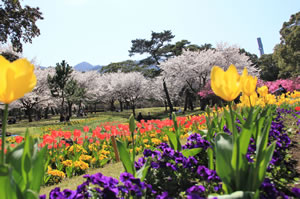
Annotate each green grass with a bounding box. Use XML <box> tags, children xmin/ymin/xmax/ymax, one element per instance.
<box><xmin>6</xmin><ymin>107</ymin><xmax>204</xmax><ymax>136</ymax></box>
<box><xmin>40</xmin><ymin>161</ymin><xmax>125</xmax><ymax>196</ymax></box>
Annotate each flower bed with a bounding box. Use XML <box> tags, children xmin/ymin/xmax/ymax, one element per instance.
<box><xmin>1</xmin><ymin>115</ymin><xmax>207</xmax><ymax>185</ymax></box>
<box><xmin>41</xmin><ymin>108</ymin><xmax>300</xmax><ymax>198</ymax></box>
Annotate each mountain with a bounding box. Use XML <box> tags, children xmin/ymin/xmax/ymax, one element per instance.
<box><xmin>74</xmin><ymin>62</ymin><xmax>102</xmax><ymax>72</ymax></box>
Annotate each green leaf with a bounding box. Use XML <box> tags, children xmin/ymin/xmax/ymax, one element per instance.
<box><xmin>207</xmin><ymin>147</ymin><xmax>214</xmax><ymax>170</ymax></box>
<box><xmin>116</xmin><ymin>140</ymin><xmax>135</xmax><ymax>175</ymax></box>
<box><xmin>100</xmin><ymin>159</ymin><xmax>109</xmax><ymax>167</ymax></box>
<box><xmin>0</xmin><ymin>165</ymin><xmax>18</xmax><ymax>199</ymax></box>
<box><xmin>21</xmin><ymin>130</ymin><xmax>32</xmax><ymax>186</ymax></box>
<box><xmin>172</xmin><ymin>112</ymin><xmax>178</xmax><ymax>134</ymax></box>
<box><xmin>257</xmin><ymin>142</ymin><xmax>276</xmax><ymax>187</ymax></box>
<box><xmin>181</xmin><ymin>148</ymin><xmax>202</xmax><ymax>158</ymax></box>
<box><xmin>166</xmin><ymin>131</ymin><xmax>180</xmax><ymax>151</ymax></box>
<box><xmin>223</xmin><ymin>108</ymin><xmax>233</xmax><ymax>134</ymax></box>
<box><xmin>208</xmin><ymin>191</ymin><xmax>254</xmax><ymax>199</ymax></box>
<box><xmin>6</xmin><ymin>143</ymin><xmax>25</xmax><ymax>175</ymax></box>
<box><xmin>25</xmin><ymin>189</ymin><xmax>40</xmax><ymax>199</ymax></box>
<box><xmin>23</xmin><ymin>155</ymin><xmax>31</xmax><ymax>174</ymax></box>
<box><xmin>30</xmin><ymin>145</ymin><xmax>47</xmax><ymax>193</ymax></box>
<box><xmin>215</xmin><ymin>133</ymin><xmax>234</xmax><ymax>193</ymax></box>
<box><xmin>136</xmin><ymin>159</ymin><xmax>150</xmax><ymax>181</ymax></box>
<box><xmin>129</xmin><ymin>114</ymin><xmax>136</xmax><ymax>133</ymax></box>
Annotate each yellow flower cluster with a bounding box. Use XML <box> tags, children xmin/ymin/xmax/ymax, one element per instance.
<box><xmin>239</xmin><ymin>87</ymin><xmax>300</xmax><ymax>108</ymax></box>
<box><xmin>62</xmin><ymin>160</ymin><xmax>73</xmax><ymax>167</ymax></box>
<box><xmin>91</xmin><ymin>157</ymin><xmax>97</xmax><ymax>164</ymax></box>
<box><xmin>79</xmin><ymin>154</ymin><xmax>92</xmax><ymax>162</ymax></box>
<box><xmin>210</xmin><ymin>64</ymin><xmax>300</xmax><ymax>108</ymax></box>
<box><xmin>74</xmin><ymin>160</ymin><xmax>89</xmax><ymax>170</ymax></box>
<box><xmin>149</xmin><ymin>133</ymin><xmax>156</xmax><ymax>138</ymax></box>
<box><xmin>151</xmin><ymin>138</ymin><xmax>162</xmax><ymax>146</ymax></box>
<box><xmin>67</xmin><ymin>144</ymin><xmax>87</xmax><ymax>154</ymax></box>
<box><xmin>59</xmin><ymin>155</ymin><xmax>64</xmax><ymax>161</ymax></box>
<box><xmin>99</xmin><ymin>154</ymin><xmax>108</xmax><ymax>160</ymax></box>
<box><xmin>143</xmin><ymin>139</ymin><xmax>149</xmax><ymax>144</ymax></box>
<box><xmin>162</xmin><ymin>136</ymin><xmax>168</xmax><ymax>142</ymax></box>
<box><xmin>135</xmin><ymin>146</ymin><xmax>142</xmax><ymax>153</ymax></box>
<box><xmin>88</xmin><ymin>143</ymin><xmax>99</xmax><ymax>151</ymax></box>
<box><xmin>47</xmin><ymin>167</ymin><xmax>65</xmax><ymax>178</ymax></box>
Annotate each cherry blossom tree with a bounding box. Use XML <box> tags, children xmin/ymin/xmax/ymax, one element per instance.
<box><xmin>99</xmin><ymin>71</ymin><xmax>149</xmax><ymax>116</ymax></box>
<box><xmin>159</xmin><ymin>43</ymin><xmax>259</xmax><ymax>110</ymax></box>
<box><xmin>10</xmin><ymin>66</ymin><xmax>56</xmax><ymax>122</ymax></box>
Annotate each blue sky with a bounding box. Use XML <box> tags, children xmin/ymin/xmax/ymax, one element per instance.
<box><xmin>22</xmin><ymin>0</ymin><xmax>299</xmax><ymax>67</ymax></box>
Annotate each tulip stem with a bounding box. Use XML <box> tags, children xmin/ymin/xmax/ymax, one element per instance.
<box><xmin>228</xmin><ymin>102</ymin><xmax>237</xmax><ymax>136</ymax></box>
<box><xmin>1</xmin><ymin>104</ymin><xmax>8</xmax><ymax>165</ymax></box>
<box><xmin>248</xmin><ymin>96</ymin><xmax>253</xmax><ymax>107</ymax></box>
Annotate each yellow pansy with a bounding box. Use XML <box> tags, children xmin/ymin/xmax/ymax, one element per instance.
<box><xmin>210</xmin><ymin>64</ymin><xmax>245</xmax><ymax>101</ymax></box>
<box><xmin>0</xmin><ymin>56</ymin><xmax>36</xmax><ymax>104</ymax></box>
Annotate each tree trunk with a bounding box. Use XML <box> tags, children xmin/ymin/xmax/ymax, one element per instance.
<box><xmin>184</xmin><ymin>91</ymin><xmax>188</xmax><ymax>112</ymax></box>
<box><xmin>164</xmin><ymin>100</ymin><xmax>168</xmax><ymax>112</ymax></box>
<box><xmin>36</xmin><ymin>108</ymin><xmax>41</xmax><ymax>120</ymax></box>
<box><xmin>18</xmin><ymin>109</ymin><xmax>22</xmax><ymax>121</ymax></box>
<box><xmin>61</xmin><ymin>96</ymin><xmax>65</xmax><ymax>119</ymax></box>
<box><xmin>163</xmin><ymin>79</ymin><xmax>173</xmax><ymax>114</ymax></box>
<box><xmin>94</xmin><ymin>102</ymin><xmax>97</xmax><ymax>114</ymax></box>
<box><xmin>189</xmin><ymin>96</ymin><xmax>194</xmax><ymax>111</ymax></box>
<box><xmin>27</xmin><ymin>108</ymin><xmax>33</xmax><ymax>122</ymax></box>
<box><xmin>77</xmin><ymin>100</ymin><xmax>82</xmax><ymax>116</ymax></box>
<box><xmin>68</xmin><ymin>101</ymin><xmax>72</xmax><ymax>118</ymax></box>
<box><xmin>119</xmin><ymin>100</ymin><xmax>123</xmax><ymax>112</ymax></box>
<box><xmin>50</xmin><ymin>107</ymin><xmax>55</xmax><ymax>115</ymax></box>
<box><xmin>125</xmin><ymin>101</ymin><xmax>130</xmax><ymax>110</ymax></box>
<box><xmin>131</xmin><ymin>101</ymin><xmax>136</xmax><ymax>117</ymax></box>
<box><xmin>44</xmin><ymin>107</ymin><xmax>49</xmax><ymax>119</ymax></box>
<box><xmin>110</xmin><ymin>100</ymin><xmax>115</xmax><ymax>111</ymax></box>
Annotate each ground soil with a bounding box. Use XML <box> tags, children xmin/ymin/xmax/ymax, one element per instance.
<box><xmin>290</xmin><ymin>131</ymin><xmax>300</xmax><ymax>188</ymax></box>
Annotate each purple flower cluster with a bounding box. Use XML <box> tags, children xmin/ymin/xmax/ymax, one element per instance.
<box><xmin>186</xmin><ymin>185</ymin><xmax>206</xmax><ymax>199</ymax></box>
<box><xmin>182</xmin><ymin>133</ymin><xmax>211</xmax><ymax>151</ymax></box>
<box><xmin>259</xmin><ymin>178</ymin><xmax>299</xmax><ymax>199</ymax></box>
<box><xmin>41</xmin><ymin>172</ymin><xmax>153</xmax><ymax>199</ymax></box>
<box><xmin>134</xmin><ymin>142</ymin><xmax>221</xmax><ymax>198</ymax></box>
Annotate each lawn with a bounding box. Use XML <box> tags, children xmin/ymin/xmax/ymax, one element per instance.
<box><xmin>6</xmin><ymin>107</ymin><xmax>204</xmax><ymax>136</ymax></box>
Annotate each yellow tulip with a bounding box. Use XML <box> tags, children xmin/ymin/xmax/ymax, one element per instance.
<box><xmin>241</xmin><ymin>72</ymin><xmax>258</xmax><ymax>97</ymax></box>
<box><xmin>0</xmin><ymin>56</ymin><xmax>36</xmax><ymax>104</ymax></box>
<box><xmin>211</xmin><ymin>64</ymin><xmax>245</xmax><ymax>101</ymax></box>
<box><xmin>240</xmin><ymin>92</ymin><xmax>258</xmax><ymax>107</ymax></box>
<box><xmin>257</xmin><ymin>86</ymin><xmax>269</xmax><ymax>97</ymax></box>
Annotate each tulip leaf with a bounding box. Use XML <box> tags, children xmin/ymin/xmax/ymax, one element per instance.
<box><xmin>21</xmin><ymin>130</ymin><xmax>32</xmax><ymax>186</ymax></box>
<box><xmin>208</xmin><ymin>191</ymin><xmax>254</xmax><ymax>199</ymax></box>
<box><xmin>215</xmin><ymin>133</ymin><xmax>234</xmax><ymax>193</ymax></box>
<box><xmin>129</xmin><ymin>114</ymin><xmax>136</xmax><ymax>133</ymax></box>
<box><xmin>136</xmin><ymin>159</ymin><xmax>150</xmax><ymax>181</ymax></box>
<box><xmin>0</xmin><ymin>165</ymin><xmax>18</xmax><ymax>199</ymax></box>
<box><xmin>116</xmin><ymin>140</ymin><xmax>135</xmax><ymax>176</ymax></box>
<box><xmin>181</xmin><ymin>148</ymin><xmax>202</xmax><ymax>158</ymax></box>
<box><xmin>30</xmin><ymin>145</ymin><xmax>47</xmax><ymax>192</ymax></box>
<box><xmin>207</xmin><ymin>147</ymin><xmax>214</xmax><ymax>170</ymax></box>
<box><xmin>172</xmin><ymin>112</ymin><xmax>178</xmax><ymax>134</ymax></box>
<box><xmin>166</xmin><ymin>131</ymin><xmax>181</xmax><ymax>151</ymax></box>
<box><xmin>257</xmin><ymin>141</ymin><xmax>276</xmax><ymax>187</ymax></box>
